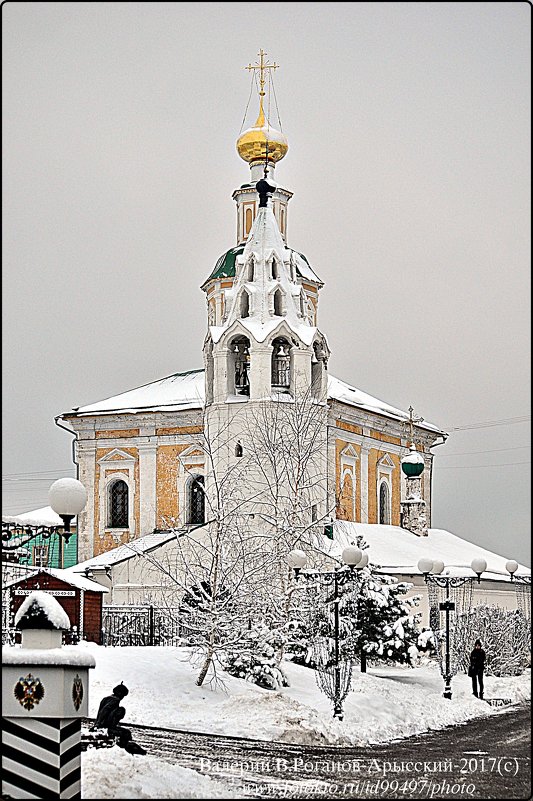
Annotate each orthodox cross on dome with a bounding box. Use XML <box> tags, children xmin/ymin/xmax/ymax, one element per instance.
<box><xmin>244</xmin><ymin>50</ymin><xmax>282</xmax><ymax>179</ymax></box>
<box><xmin>406</xmin><ymin>405</ymin><xmax>424</xmax><ymax>447</ymax></box>
<box><xmin>245</xmin><ymin>49</ymin><xmax>279</xmax><ymax>102</ymax></box>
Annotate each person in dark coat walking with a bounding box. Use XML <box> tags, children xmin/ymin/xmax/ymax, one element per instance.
<box><xmin>95</xmin><ymin>682</ymin><xmax>146</xmax><ymax>754</ymax></box>
<box><xmin>469</xmin><ymin>639</ymin><xmax>486</xmax><ymax>699</ymax></box>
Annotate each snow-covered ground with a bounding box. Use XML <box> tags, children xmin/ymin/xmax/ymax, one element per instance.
<box><xmin>70</xmin><ymin>643</ymin><xmax>530</xmax><ymax>797</ymax></box>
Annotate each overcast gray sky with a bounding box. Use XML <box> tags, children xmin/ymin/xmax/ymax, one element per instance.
<box><xmin>2</xmin><ymin>2</ymin><xmax>530</xmax><ymax>567</ymax></box>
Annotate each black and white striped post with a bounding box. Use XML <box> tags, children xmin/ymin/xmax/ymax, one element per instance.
<box><xmin>2</xmin><ymin>590</ymin><xmax>95</xmax><ymax>800</ymax></box>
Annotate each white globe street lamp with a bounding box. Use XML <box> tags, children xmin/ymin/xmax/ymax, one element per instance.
<box><xmin>417</xmin><ymin>556</ymin><xmax>486</xmax><ymax>699</ymax></box>
<box><xmin>287</xmin><ymin>544</ymin><xmax>370</xmax><ymax>719</ymax></box>
<box><xmin>49</xmin><ymin>478</ymin><xmax>88</xmax><ymax>537</ymax></box>
<box><xmin>505</xmin><ymin>559</ymin><xmax>531</xmax><ymax>586</ymax></box>
<box><xmin>341</xmin><ymin>546</ymin><xmax>362</xmax><ymax>569</ymax></box>
<box><xmin>287</xmin><ymin>548</ymin><xmax>307</xmax><ymax>574</ymax></box>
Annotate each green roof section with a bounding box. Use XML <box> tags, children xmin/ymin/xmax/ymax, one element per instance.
<box><xmin>210</xmin><ymin>246</ymin><xmax>245</xmax><ymax>280</ymax></box>
<box><xmin>204</xmin><ymin>246</ymin><xmax>317</xmax><ymax>284</ymax></box>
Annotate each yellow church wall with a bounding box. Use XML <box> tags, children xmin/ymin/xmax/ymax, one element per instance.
<box><xmin>369</xmin><ymin>430</ymin><xmax>401</xmax><ymax>446</ymax></box>
<box><xmin>335</xmin><ymin>420</ymin><xmax>363</xmax><ymax>435</ymax></box>
<box><xmin>334</xmin><ymin>439</ymin><xmax>361</xmax><ymax>522</ymax></box>
<box><xmin>156</xmin><ymin>444</ymin><xmax>192</xmax><ymax>528</ymax></box>
<box><xmin>94</xmin><ymin>446</ymin><xmax>140</xmax><ymax>557</ymax></box>
<box><xmin>338</xmin><ymin>473</ymin><xmax>354</xmax><ymax>521</ymax></box>
<box><xmin>95</xmin><ymin>429</ymin><xmax>139</xmax><ymax>439</ymax></box>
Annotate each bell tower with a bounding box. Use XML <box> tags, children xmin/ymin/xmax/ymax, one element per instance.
<box><xmin>202</xmin><ymin>51</ymin><xmax>329</xmax><ymax>410</ymax></box>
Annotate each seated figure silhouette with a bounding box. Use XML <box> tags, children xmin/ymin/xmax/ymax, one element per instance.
<box><xmin>95</xmin><ymin>682</ymin><xmax>146</xmax><ymax>755</ymax></box>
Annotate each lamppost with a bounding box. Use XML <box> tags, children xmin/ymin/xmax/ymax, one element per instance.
<box><xmin>417</xmin><ymin>556</ymin><xmax>487</xmax><ymax>700</ymax></box>
<box><xmin>2</xmin><ymin>478</ymin><xmax>87</xmax><ymax>566</ymax></box>
<box><xmin>287</xmin><ymin>545</ymin><xmax>366</xmax><ymax>719</ymax></box>
<box><xmin>505</xmin><ymin>560</ymin><xmax>532</xmax><ymax>585</ymax></box>
<box><xmin>505</xmin><ymin>560</ymin><xmax>531</xmax><ymax>639</ymax></box>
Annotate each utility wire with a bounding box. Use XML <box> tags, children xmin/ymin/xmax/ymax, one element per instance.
<box><xmin>2</xmin><ymin>468</ymin><xmax>76</xmax><ymax>478</ymax></box>
<box><xmin>436</xmin><ymin>460</ymin><xmax>530</xmax><ymax>470</ymax></box>
<box><xmin>446</xmin><ymin>415</ymin><xmax>530</xmax><ymax>431</ymax></box>
<box><xmin>438</xmin><ymin>445</ymin><xmax>530</xmax><ymax>457</ymax></box>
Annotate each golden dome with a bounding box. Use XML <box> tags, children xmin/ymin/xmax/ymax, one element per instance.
<box><xmin>236</xmin><ymin>102</ymin><xmax>288</xmax><ymax>164</ymax></box>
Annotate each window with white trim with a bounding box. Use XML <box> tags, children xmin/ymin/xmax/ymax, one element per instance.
<box><xmin>108</xmin><ymin>479</ymin><xmax>129</xmax><ymax>528</ymax></box>
<box><xmin>379</xmin><ymin>481</ymin><xmax>391</xmax><ymax>525</ymax></box>
<box><xmin>187</xmin><ymin>474</ymin><xmax>205</xmax><ymax>525</ymax></box>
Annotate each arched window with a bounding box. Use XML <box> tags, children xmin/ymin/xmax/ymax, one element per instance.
<box><xmin>379</xmin><ymin>481</ymin><xmax>391</xmax><ymax>525</ymax></box>
<box><xmin>240</xmin><ymin>291</ymin><xmax>250</xmax><ymax>318</ymax></box>
<box><xmin>280</xmin><ymin>208</ymin><xmax>285</xmax><ymax>236</ymax></box>
<box><xmin>246</xmin><ymin>258</ymin><xmax>254</xmax><ymax>282</ymax></box>
<box><xmin>273</xmin><ymin>289</ymin><xmax>283</xmax><ymax>316</ymax></box>
<box><xmin>245</xmin><ymin>207</ymin><xmax>253</xmax><ymax>236</ymax></box>
<box><xmin>271</xmin><ymin>259</ymin><xmax>279</xmax><ymax>280</ymax></box>
<box><xmin>231</xmin><ymin>337</ymin><xmax>250</xmax><ymax>396</ymax></box>
<box><xmin>235</xmin><ymin>441</ymin><xmax>243</xmax><ymax>457</ymax></box>
<box><xmin>108</xmin><ymin>479</ymin><xmax>128</xmax><ymax>528</ymax></box>
<box><xmin>187</xmin><ymin>475</ymin><xmax>205</xmax><ymax>525</ymax></box>
<box><xmin>271</xmin><ymin>337</ymin><xmax>291</xmax><ymax>390</ymax></box>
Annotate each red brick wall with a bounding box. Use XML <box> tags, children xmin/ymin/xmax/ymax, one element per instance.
<box><xmin>83</xmin><ymin>592</ymin><xmax>103</xmax><ymax>644</ymax></box>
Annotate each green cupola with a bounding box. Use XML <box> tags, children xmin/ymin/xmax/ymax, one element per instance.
<box><xmin>401</xmin><ymin>444</ymin><xmax>425</xmax><ymax>477</ymax></box>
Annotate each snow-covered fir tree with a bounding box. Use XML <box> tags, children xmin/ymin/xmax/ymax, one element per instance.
<box><xmin>222</xmin><ymin>620</ymin><xmax>290</xmax><ymax>690</ymax></box>
<box><xmin>285</xmin><ymin>546</ymin><xmax>423</xmax><ymax>671</ymax></box>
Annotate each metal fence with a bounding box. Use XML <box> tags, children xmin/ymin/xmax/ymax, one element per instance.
<box><xmin>101</xmin><ymin>605</ymin><xmax>186</xmax><ymax>647</ymax></box>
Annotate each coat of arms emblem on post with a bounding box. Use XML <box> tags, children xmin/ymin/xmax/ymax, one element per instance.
<box><xmin>14</xmin><ymin>673</ymin><xmax>45</xmax><ymax>710</ymax></box>
<box><xmin>72</xmin><ymin>674</ymin><xmax>84</xmax><ymax>711</ymax></box>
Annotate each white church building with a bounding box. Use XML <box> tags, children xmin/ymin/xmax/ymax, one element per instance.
<box><xmin>59</xmin><ymin>54</ymin><xmax>529</xmax><ymax>619</ymax></box>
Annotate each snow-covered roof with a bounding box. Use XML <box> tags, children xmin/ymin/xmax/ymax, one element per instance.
<box><xmin>15</xmin><ymin>590</ymin><xmax>71</xmax><ymax>630</ymax></box>
<box><xmin>3</xmin><ymin>567</ymin><xmax>108</xmax><ymax>593</ymax></box>
<box><xmin>327</xmin><ymin>377</ymin><xmax>443</xmax><ymax>433</ymax></box>
<box><xmin>67</xmin><ymin>370</ymin><xmax>205</xmax><ymax>417</ymax></box>
<box><xmin>65</xmin><ymin>530</ymin><xmax>178</xmax><ymax>573</ymax></box>
<box><xmin>63</xmin><ymin>370</ymin><xmax>443</xmax><ymax>434</ymax></box>
<box><xmin>2</xmin><ymin>506</ymin><xmax>66</xmax><ymax>527</ymax></box>
<box><xmin>323</xmin><ymin>523</ymin><xmax>530</xmax><ymax>582</ymax></box>
<box><xmin>202</xmin><ymin>244</ymin><xmax>322</xmax><ymax>286</ymax></box>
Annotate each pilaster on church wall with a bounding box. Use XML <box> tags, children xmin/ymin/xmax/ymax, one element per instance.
<box><xmin>212</xmin><ymin>350</ymin><xmax>228</xmax><ymax>403</ymax></box>
<box><xmin>249</xmin><ymin>345</ymin><xmax>274</xmax><ymax>400</ymax></box>
<box><xmin>292</xmin><ymin>351</ymin><xmax>312</xmax><ymax>396</ymax></box>
<box><xmin>75</xmin><ymin>439</ymin><xmax>96</xmax><ymax>563</ymax></box>
<box><xmin>138</xmin><ymin>438</ymin><xmax>157</xmax><ymax>536</ymax></box>
<box><xmin>423</xmin><ymin>454</ymin><xmax>432</xmax><ymax>527</ymax></box>
<box><xmin>389</xmin><ymin>453</ymin><xmax>401</xmax><ymax>525</ymax></box>
<box><xmin>360</xmin><ymin>443</ymin><xmax>370</xmax><ymax>523</ymax></box>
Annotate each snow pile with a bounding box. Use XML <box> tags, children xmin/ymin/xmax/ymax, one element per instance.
<box><xmin>14</xmin><ymin>590</ymin><xmax>71</xmax><ymax>630</ymax></box>
<box><xmin>217</xmin><ymin>691</ymin><xmax>352</xmax><ymax>746</ymax></box>
<box><xmin>82</xmin><ymin>746</ymin><xmax>237</xmax><ymax>799</ymax></box>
